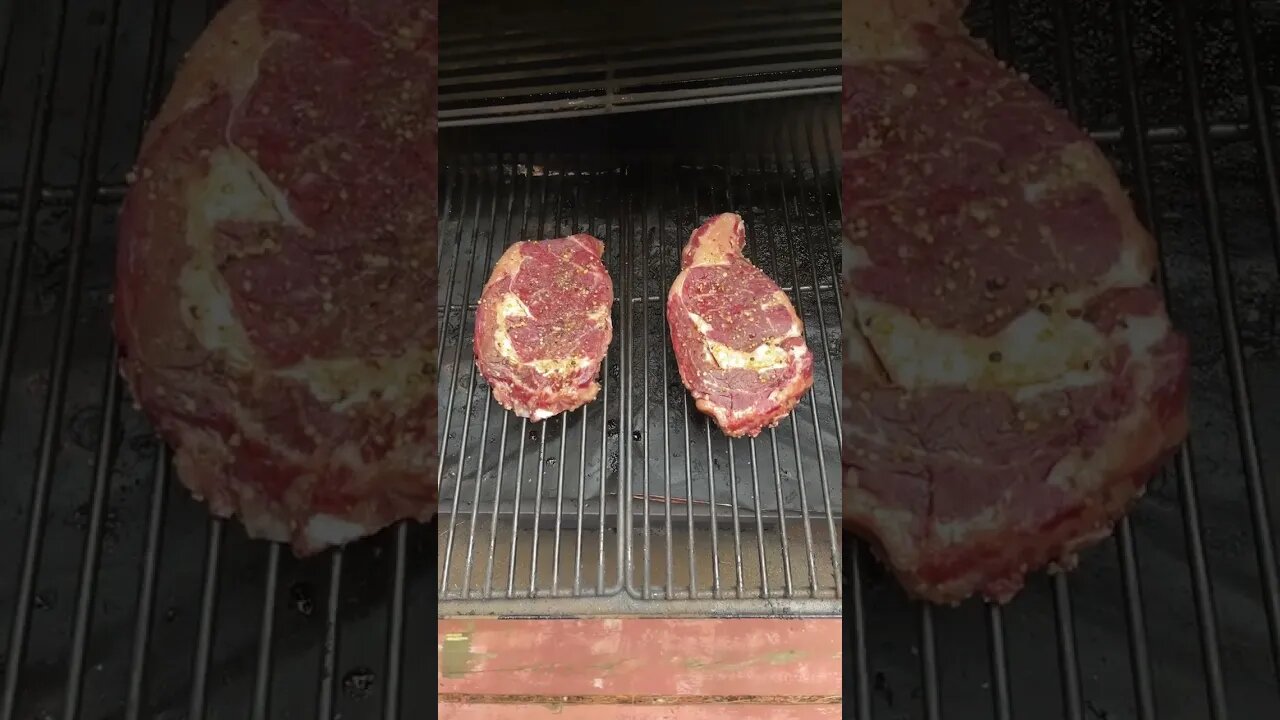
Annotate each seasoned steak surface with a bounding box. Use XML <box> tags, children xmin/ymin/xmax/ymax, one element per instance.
<box><xmin>114</xmin><ymin>0</ymin><xmax>438</xmax><ymax>554</ymax></box>
<box><xmin>474</xmin><ymin>235</ymin><xmax>613</xmax><ymax>421</ymax></box>
<box><xmin>842</xmin><ymin>0</ymin><xmax>1189</xmax><ymax>603</ymax></box>
<box><xmin>668</xmin><ymin>213</ymin><xmax>814</xmax><ymax>438</ymax></box>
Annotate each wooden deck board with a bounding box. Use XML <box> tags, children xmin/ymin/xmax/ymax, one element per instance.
<box><xmin>438</xmin><ymin>618</ymin><xmax>843</xmax><ymax>697</ymax></box>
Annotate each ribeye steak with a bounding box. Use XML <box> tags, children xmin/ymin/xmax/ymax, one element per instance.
<box><xmin>114</xmin><ymin>0</ymin><xmax>438</xmax><ymax>554</ymax></box>
<box><xmin>474</xmin><ymin>235</ymin><xmax>614</xmax><ymax>421</ymax></box>
<box><xmin>842</xmin><ymin>0</ymin><xmax>1189</xmax><ymax>603</ymax></box>
<box><xmin>668</xmin><ymin>213</ymin><xmax>814</xmax><ymax>438</ymax></box>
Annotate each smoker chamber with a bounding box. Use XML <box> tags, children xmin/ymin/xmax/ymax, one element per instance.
<box><xmin>435</xmin><ymin>100</ymin><xmax>845</xmax><ymax>617</ymax></box>
<box><xmin>434</xmin><ymin>0</ymin><xmax>845</xmax><ymax>617</ymax></box>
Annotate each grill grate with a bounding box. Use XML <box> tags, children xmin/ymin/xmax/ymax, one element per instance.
<box><xmin>0</xmin><ymin>0</ymin><xmax>439</xmax><ymax>718</ymax></box>
<box><xmin>436</xmin><ymin>99</ymin><xmax>844</xmax><ymax>616</ymax></box>
<box><xmin>844</xmin><ymin>1</ymin><xmax>1280</xmax><ymax>719</ymax></box>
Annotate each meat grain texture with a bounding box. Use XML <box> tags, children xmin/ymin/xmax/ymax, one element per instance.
<box><xmin>473</xmin><ymin>235</ymin><xmax>614</xmax><ymax>421</ymax></box>
<box><xmin>668</xmin><ymin>213</ymin><xmax>814</xmax><ymax>438</ymax></box>
<box><xmin>842</xmin><ymin>0</ymin><xmax>1189</xmax><ymax>603</ymax></box>
<box><xmin>114</xmin><ymin>0</ymin><xmax>438</xmax><ymax>554</ymax></box>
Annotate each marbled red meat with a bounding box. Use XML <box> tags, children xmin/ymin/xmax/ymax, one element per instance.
<box><xmin>473</xmin><ymin>235</ymin><xmax>613</xmax><ymax>420</ymax></box>
<box><xmin>842</xmin><ymin>0</ymin><xmax>1189</xmax><ymax>603</ymax></box>
<box><xmin>114</xmin><ymin>0</ymin><xmax>437</xmax><ymax>554</ymax></box>
<box><xmin>668</xmin><ymin>213</ymin><xmax>814</xmax><ymax>438</ymax></box>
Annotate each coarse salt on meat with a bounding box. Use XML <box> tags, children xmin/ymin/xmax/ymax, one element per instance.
<box><xmin>842</xmin><ymin>0</ymin><xmax>1189</xmax><ymax>603</ymax></box>
<box><xmin>473</xmin><ymin>235</ymin><xmax>614</xmax><ymax>421</ymax></box>
<box><xmin>668</xmin><ymin>213</ymin><xmax>814</xmax><ymax>438</ymax></box>
<box><xmin>114</xmin><ymin>0</ymin><xmax>438</xmax><ymax>555</ymax></box>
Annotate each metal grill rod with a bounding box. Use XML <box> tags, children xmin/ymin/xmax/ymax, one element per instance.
<box><xmin>0</xmin><ymin>0</ymin><xmax>65</xmax><ymax>435</ymax></box>
<box><xmin>439</xmin><ymin>166</ymin><xmax>502</xmax><ymax>590</ymax></box>
<box><xmin>118</xmin><ymin>2</ymin><xmax>179</xmax><ymax>711</ymax></box>
<box><xmin>790</xmin><ymin>108</ymin><xmax>842</xmax><ymax>594</ymax></box>
<box><xmin>188</xmin><ymin>518</ymin><xmax>223</xmax><ymax>720</ymax></box>
<box><xmin>525</xmin><ymin>161</ymin><xmax>554</xmax><ymax>598</ymax></box>
<box><xmin>689</xmin><ymin>161</ymin><xmax>724</xmax><ymax>597</ymax></box>
<box><xmin>442</xmin><ymin>6</ymin><xmax>839</xmax><ymax>58</ymax></box>
<box><xmin>1113</xmin><ymin>1</ymin><xmax>1230</xmax><ymax>717</ymax></box>
<box><xmin>1173</xmin><ymin>0</ymin><xmax>1280</xmax><ymax>691</ymax></box>
<box><xmin>1102</xmin><ymin>2</ymin><xmax>1161</xmax><ymax>717</ymax></box>
<box><xmin>0</xmin><ymin>121</ymin><xmax>1260</xmax><ymax>211</ymax></box>
<box><xmin>737</xmin><ymin>158</ymin><xmax>775</xmax><ymax>599</ymax></box>
<box><xmin>1233</xmin><ymin>0</ymin><xmax>1280</xmax><ymax>677</ymax></box>
<box><xmin>764</xmin><ymin>140</ymin><xmax>817</xmax><ymax>596</ymax></box>
<box><xmin>1</xmin><ymin>1</ymin><xmax>115</xmax><ymax>715</ymax></box>
<box><xmin>1232</xmin><ymin>0</ymin><xmax>1280</xmax><ymax>273</ymax></box>
<box><xmin>317</xmin><ymin>549</ymin><xmax>343</xmax><ymax>720</ymax></box>
<box><xmin>250</xmin><ymin>543</ymin><xmax>280</xmax><ymax>720</ymax></box>
<box><xmin>458</xmin><ymin>165</ymin><xmax>514</xmax><ymax>600</ymax></box>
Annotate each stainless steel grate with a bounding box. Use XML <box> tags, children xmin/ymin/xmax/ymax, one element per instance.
<box><xmin>843</xmin><ymin>1</ymin><xmax>1280</xmax><ymax>718</ymax></box>
<box><xmin>439</xmin><ymin>0</ymin><xmax>840</xmax><ymax>127</ymax></box>
<box><xmin>0</xmin><ymin>1</ymin><xmax>438</xmax><ymax>718</ymax></box>
<box><xmin>436</xmin><ymin>99</ymin><xmax>844</xmax><ymax>616</ymax></box>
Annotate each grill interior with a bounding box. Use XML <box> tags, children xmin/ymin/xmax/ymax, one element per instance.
<box><xmin>436</xmin><ymin>100</ymin><xmax>844</xmax><ymax>616</ymax></box>
<box><xmin>843</xmin><ymin>1</ymin><xmax>1280</xmax><ymax>719</ymax></box>
<box><xmin>440</xmin><ymin>0</ymin><xmax>840</xmax><ymax>127</ymax></box>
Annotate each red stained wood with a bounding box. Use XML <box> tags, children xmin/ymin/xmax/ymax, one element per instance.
<box><xmin>438</xmin><ymin>618</ymin><xmax>842</xmax><ymax>697</ymax></box>
<box><xmin>439</xmin><ymin>704</ymin><xmax>842</xmax><ymax>719</ymax></box>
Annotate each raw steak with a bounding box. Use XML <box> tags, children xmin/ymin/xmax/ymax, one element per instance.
<box><xmin>473</xmin><ymin>235</ymin><xmax>613</xmax><ymax>420</ymax></box>
<box><xmin>842</xmin><ymin>0</ymin><xmax>1189</xmax><ymax>603</ymax></box>
<box><xmin>668</xmin><ymin>213</ymin><xmax>814</xmax><ymax>438</ymax></box>
<box><xmin>114</xmin><ymin>0</ymin><xmax>438</xmax><ymax>554</ymax></box>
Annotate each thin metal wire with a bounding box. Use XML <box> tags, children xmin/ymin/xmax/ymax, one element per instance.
<box><xmin>987</xmin><ymin>604</ymin><xmax>1014</xmax><ymax>720</ymax></box>
<box><xmin>604</xmin><ymin>164</ymin><xmax>625</xmax><ymax>596</ymax></box>
<box><xmin>762</xmin><ymin>140</ymin><xmax>814</xmax><ymax>596</ymax></box>
<box><xmin>63</xmin><ymin>349</ymin><xmax>123</xmax><ymax>720</ymax></box>
<box><xmin>188</xmin><ymin>518</ymin><xmax>223</xmax><ymax>720</ymax></box>
<box><xmin>921</xmin><ymin>604</ymin><xmax>942</xmax><ymax>720</ymax></box>
<box><xmin>2</xmin><ymin>2</ymin><xmax>116</xmax><ymax>714</ymax></box>
<box><xmin>480</xmin><ymin>160</ymin><xmax>524</xmax><ymax>598</ymax></box>
<box><xmin>1234</xmin><ymin>0</ymin><xmax>1280</xmax><ymax>678</ymax></box>
<box><xmin>317</xmin><ymin>550</ymin><xmax>344</xmax><ymax>720</ymax></box>
<box><xmin>722</xmin><ymin>164</ymin><xmax>747</xmax><ymax>600</ymax></box>
<box><xmin>462</xmin><ymin>160</ymin><xmax>517</xmax><ymax>599</ymax></box>
<box><xmin>675</xmin><ymin>168</ymin><xmax>698</xmax><ymax>599</ymax></box>
<box><xmin>49</xmin><ymin>3</ymin><xmax>127</xmax><ymax>718</ymax></box>
<box><xmin>250</xmin><ymin>544</ymin><xmax>281</xmax><ymax>720</ymax></box>
<box><xmin>1113</xmin><ymin>1</ymin><xmax>1229</xmax><ymax>716</ymax></box>
<box><xmin>0</xmin><ymin>0</ymin><xmax>66</xmax><ymax>436</ymax></box>
<box><xmin>122</xmin><ymin>7</ymin><xmax>174</xmax><ymax>685</ymax></box>
<box><xmin>438</xmin><ymin>162</ymin><xmax>488</xmax><ymax>587</ymax></box>
<box><xmin>795</xmin><ymin>115</ymin><xmax>842</xmax><ymax>590</ymax></box>
<box><xmin>382</xmin><ymin>524</ymin><xmax>408</xmax><ymax>719</ymax></box>
<box><xmin>693</xmin><ymin>165</ymin><xmax>725</xmax><ymax>599</ymax></box>
<box><xmin>735</xmin><ymin>153</ymin><xmax>772</xmax><ymax>598</ymax></box>
<box><xmin>658</xmin><ymin>160</ymin><xmax>676</xmax><ymax>600</ymax></box>
<box><xmin>441</xmin><ymin>165</ymin><xmax>502</xmax><ymax>590</ymax></box>
<box><xmin>527</xmin><ymin>158</ymin><xmax>556</xmax><ymax>597</ymax></box>
<box><xmin>1172</xmin><ymin>0</ymin><xmax>1280</xmax><ymax>692</ymax></box>
<box><xmin>640</xmin><ymin>166</ymin><xmax>653</xmax><ymax>598</ymax></box>
<box><xmin>744</xmin><ymin>145</ymin><xmax>795</xmax><ymax>598</ymax></box>
<box><xmin>124</xmin><ymin>447</ymin><xmax>169</xmax><ymax>720</ymax></box>
<box><xmin>549</xmin><ymin>167</ymin><xmax>576</xmax><ymax>595</ymax></box>
<box><xmin>504</xmin><ymin>157</ymin><xmax>536</xmax><ymax>599</ymax></box>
